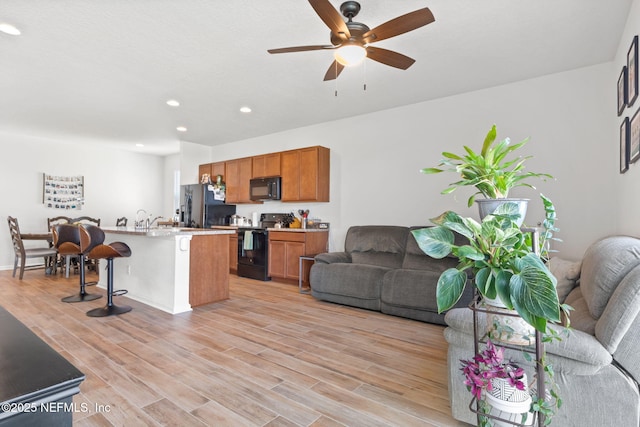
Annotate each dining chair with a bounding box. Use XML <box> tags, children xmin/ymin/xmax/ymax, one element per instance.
<box><xmin>7</xmin><ymin>216</ymin><xmax>58</xmax><ymax>280</ymax></box>
<box><xmin>116</xmin><ymin>217</ymin><xmax>127</xmax><ymax>227</ymax></box>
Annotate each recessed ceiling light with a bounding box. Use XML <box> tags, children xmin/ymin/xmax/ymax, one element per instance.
<box><xmin>240</xmin><ymin>106</ymin><xmax>252</xmax><ymax>113</ymax></box>
<box><xmin>166</xmin><ymin>99</ymin><xmax>180</xmax><ymax>107</ymax></box>
<box><xmin>0</xmin><ymin>23</ymin><xmax>21</xmax><ymax>36</ymax></box>
<box><xmin>136</xmin><ymin>143</ymin><xmax>144</xmax><ymax>147</ymax></box>
<box><xmin>176</xmin><ymin>126</ymin><xmax>187</xmax><ymax>132</ymax></box>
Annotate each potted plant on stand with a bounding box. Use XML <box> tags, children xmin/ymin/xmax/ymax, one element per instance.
<box><xmin>411</xmin><ymin>195</ymin><xmax>569</xmax><ymax>424</ymax></box>
<box><xmin>421</xmin><ymin>124</ymin><xmax>553</xmax><ymax>225</ymax></box>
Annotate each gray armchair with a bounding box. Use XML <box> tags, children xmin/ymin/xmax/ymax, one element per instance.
<box><xmin>444</xmin><ymin>236</ymin><xmax>640</xmax><ymax>426</ymax></box>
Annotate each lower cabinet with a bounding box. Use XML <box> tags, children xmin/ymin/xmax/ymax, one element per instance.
<box><xmin>268</xmin><ymin>230</ymin><xmax>328</xmax><ymax>281</ymax></box>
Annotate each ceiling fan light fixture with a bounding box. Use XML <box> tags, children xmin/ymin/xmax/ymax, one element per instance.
<box><xmin>334</xmin><ymin>44</ymin><xmax>366</xmax><ymax>66</ymax></box>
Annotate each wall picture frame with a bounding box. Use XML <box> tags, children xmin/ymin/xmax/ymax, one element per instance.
<box><xmin>628</xmin><ymin>35</ymin><xmax>639</xmax><ymax>107</ymax></box>
<box><xmin>618</xmin><ymin>66</ymin><xmax>628</xmax><ymax>116</ymax></box>
<box><xmin>621</xmin><ymin>117</ymin><xmax>630</xmax><ymax>173</ymax></box>
<box><xmin>630</xmin><ymin>108</ymin><xmax>640</xmax><ymax>164</ymax></box>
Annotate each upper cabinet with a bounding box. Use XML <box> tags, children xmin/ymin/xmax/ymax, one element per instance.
<box><xmin>198</xmin><ymin>162</ymin><xmax>225</xmax><ymax>183</ymax></box>
<box><xmin>198</xmin><ymin>145</ymin><xmax>329</xmax><ymax>204</ymax></box>
<box><xmin>252</xmin><ymin>153</ymin><xmax>281</xmax><ymax>178</ymax></box>
<box><xmin>225</xmin><ymin>157</ymin><xmax>253</xmax><ymax>204</ymax></box>
<box><xmin>281</xmin><ymin>146</ymin><xmax>330</xmax><ymax>202</ymax></box>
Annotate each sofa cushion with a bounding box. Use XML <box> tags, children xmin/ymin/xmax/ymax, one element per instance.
<box><xmin>345</xmin><ymin>226</ymin><xmax>408</xmax><ymax>269</ymax></box>
<box><xmin>381</xmin><ymin>269</ymin><xmax>442</xmax><ymax>312</ymax></box>
<box><xmin>580</xmin><ymin>236</ymin><xmax>640</xmax><ymax>319</ymax></box>
<box><xmin>309</xmin><ymin>263</ymin><xmax>390</xmax><ymax>311</ymax></box>
<box><xmin>564</xmin><ymin>287</ymin><xmax>597</xmax><ymax>335</ymax></box>
<box><xmin>403</xmin><ymin>226</ymin><xmax>463</xmax><ymax>271</ymax></box>
<box><xmin>548</xmin><ymin>257</ymin><xmax>582</xmax><ymax>303</ymax></box>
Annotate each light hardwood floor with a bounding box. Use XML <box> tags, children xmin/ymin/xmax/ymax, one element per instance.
<box><xmin>0</xmin><ymin>269</ymin><xmax>470</xmax><ymax>427</ymax></box>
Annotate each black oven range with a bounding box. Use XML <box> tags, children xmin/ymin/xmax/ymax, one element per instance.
<box><xmin>237</xmin><ymin>213</ymin><xmax>292</xmax><ymax>281</ymax></box>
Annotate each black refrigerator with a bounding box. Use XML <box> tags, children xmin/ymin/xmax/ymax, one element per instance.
<box><xmin>180</xmin><ymin>184</ymin><xmax>236</xmax><ymax>228</ymax></box>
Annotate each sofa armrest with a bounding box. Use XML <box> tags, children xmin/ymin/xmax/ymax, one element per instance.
<box><xmin>314</xmin><ymin>252</ymin><xmax>351</xmax><ymax>264</ymax></box>
<box><xmin>445</xmin><ymin>308</ymin><xmax>612</xmax><ymax>374</ymax></box>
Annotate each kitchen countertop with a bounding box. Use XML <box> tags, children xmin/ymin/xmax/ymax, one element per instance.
<box><xmin>212</xmin><ymin>226</ymin><xmax>328</xmax><ymax>233</ymax></box>
<box><xmin>102</xmin><ymin>226</ymin><xmax>235</xmax><ymax>237</ymax></box>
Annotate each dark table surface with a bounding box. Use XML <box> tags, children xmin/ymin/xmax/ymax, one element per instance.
<box><xmin>0</xmin><ymin>305</ymin><xmax>84</xmax><ymax>416</ymax></box>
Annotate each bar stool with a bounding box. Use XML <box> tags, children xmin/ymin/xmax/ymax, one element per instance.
<box><xmin>52</xmin><ymin>224</ymin><xmax>102</xmax><ymax>302</ymax></box>
<box><xmin>83</xmin><ymin>225</ymin><xmax>132</xmax><ymax>317</ymax></box>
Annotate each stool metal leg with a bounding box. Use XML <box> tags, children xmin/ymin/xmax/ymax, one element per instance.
<box><xmin>62</xmin><ymin>256</ymin><xmax>102</xmax><ymax>303</ymax></box>
<box><xmin>86</xmin><ymin>258</ymin><xmax>131</xmax><ymax>317</ymax></box>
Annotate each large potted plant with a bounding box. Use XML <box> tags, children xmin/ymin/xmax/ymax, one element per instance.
<box><xmin>410</xmin><ymin>194</ymin><xmax>568</xmax><ymax>336</ymax></box>
<box><xmin>421</xmin><ymin>125</ymin><xmax>552</xmax><ymax>224</ymax></box>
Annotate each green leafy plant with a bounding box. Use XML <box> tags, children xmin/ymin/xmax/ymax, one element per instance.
<box><xmin>421</xmin><ymin>124</ymin><xmax>553</xmax><ymax>207</ymax></box>
<box><xmin>411</xmin><ymin>194</ymin><xmax>569</xmax><ymax>333</ymax></box>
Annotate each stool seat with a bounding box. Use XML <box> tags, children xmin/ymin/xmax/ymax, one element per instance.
<box><xmin>52</xmin><ymin>224</ymin><xmax>102</xmax><ymax>303</ymax></box>
<box><xmin>82</xmin><ymin>225</ymin><xmax>132</xmax><ymax>317</ymax></box>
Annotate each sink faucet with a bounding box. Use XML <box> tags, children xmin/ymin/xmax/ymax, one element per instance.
<box><xmin>135</xmin><ymin>209</ymin><xmax>148</xmax><ymax>229</ymax></box>
<box><xmin>149</xmin><ymin>216</ymin><xmax>164</xmax><ymax>227</ymax></box>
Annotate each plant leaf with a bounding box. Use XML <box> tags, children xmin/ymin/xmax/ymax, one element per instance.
<box><xmin>436</xmin><ymin>268</ymin><xmax>468</xmax><ymax>312</ymax></box>
<box><xmin>411</xmin><ymin>226</ymin><xmax>454</xmax><ymax>259</ymax></box>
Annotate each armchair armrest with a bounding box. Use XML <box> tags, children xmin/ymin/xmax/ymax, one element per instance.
<box><xmin>314</xmin><ymin>252</ymin><xmax>351</xmax><ymax>264</ymax></box>
<box><xmin>444</xmin><ymin>308</ymin><xmax>612</xmax><ymax>375</ymax></box>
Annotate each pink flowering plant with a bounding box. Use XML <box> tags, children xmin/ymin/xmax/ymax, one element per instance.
<box><xmin>461</xmin><ymin>339</ymin><xmax>526</xmax><ymax>400</ymax></box>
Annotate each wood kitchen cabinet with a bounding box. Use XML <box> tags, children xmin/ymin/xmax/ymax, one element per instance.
<box><xmin>225</xmin><ymin>157</ymin><xmax>253</xmax><ymax>203</ymax></box>
<box><xmin>252</xmin><ymin>153</ymin><xmax>281</xmax><ymax>178</ymax></box>
<box><xmin>198</xmin><ymin>162</ymin><xmax>225</xmax><ymax>182</ymax></box>
<box><xmin>268</xmin><ymin>230</ymin><xmax>328</xmax><ymax>282</ymax></box>
<box><xmin>281</xmin><ymin>146</ymin><xmax>330</xmax><ymax>202</ymax></box>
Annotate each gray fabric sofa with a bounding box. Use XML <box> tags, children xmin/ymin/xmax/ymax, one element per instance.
<box><xmin>444</xmin><ymin>235</ymin><xmax>640</xmax><ymax>426</ymax></box>
<box><xmin>309</xmin><ymin>225</ymin><xmax>473</xmax><ymax>325</ymax></box>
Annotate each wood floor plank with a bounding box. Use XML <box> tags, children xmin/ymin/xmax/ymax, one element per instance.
<box><xmin>0</xmin><ymin>270</ymin><xmax>470</xmax><ymax>427</ymax></box>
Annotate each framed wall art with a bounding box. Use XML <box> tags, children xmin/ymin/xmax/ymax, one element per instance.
<box><xmin>628</xmin><ymin>35</ymin><xmax>639</xmax><ymax>107</ymax></box>
<box><xmin>630</xmin><ymin>108</ymin><xmax>640</xmax><ymax>164</ymax></box>
<box><xmin>618</xmin><ymin>66</ymin><xmax>628</xmax><ymax>116</ymax></box>
<box><xmin>620</xmin><ymin>116</ymin><xmax>630</xmax><ymax>173</ymax></box>
<box><xmin>43</xmin><ymin>173</ymin><xmax>84</xmax><ymax>210</ymax></box>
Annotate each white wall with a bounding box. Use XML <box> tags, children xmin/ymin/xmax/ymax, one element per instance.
<box><xmin>614</xmin><ymin>0</ymin><xmax>640</xmax><ymax>236</ymax></box>
<box><xmin>0</xmin><ymin>131</ymin><xmax>166</xmax><ymax>269</ymax></box>
<box><xmin>199</xmin><ymin>63</ymin><xmax>614</xmax><ymax>260</ymax></box>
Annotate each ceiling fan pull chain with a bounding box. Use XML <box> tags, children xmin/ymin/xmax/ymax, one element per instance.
<box><xmin>363</xmin><ymin>59</ymin><xmax>367</xmax><ymax>91</ymax></box>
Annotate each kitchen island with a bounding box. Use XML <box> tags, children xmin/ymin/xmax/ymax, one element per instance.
<box><xmin>99</xmin><ymin>227</ymin><xmax>235</xmax><ymax>314</ymax></box>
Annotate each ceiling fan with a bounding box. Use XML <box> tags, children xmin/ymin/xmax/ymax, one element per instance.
<box><xmin>267</xmin><ymin>0</ymin><xmax>435</xmax><ymax>81</ymax></box>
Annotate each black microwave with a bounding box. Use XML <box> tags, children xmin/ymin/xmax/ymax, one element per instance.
<box><xmin>249</xmin><ymin>176</ymin><xmax>281</xmax><ymax>201</ymax></box>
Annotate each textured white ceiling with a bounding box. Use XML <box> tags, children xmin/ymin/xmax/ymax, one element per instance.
<box><xmin>0</xmin><ymin>0</ymin><xmax>632</xmax><ymax>155</ymax></box>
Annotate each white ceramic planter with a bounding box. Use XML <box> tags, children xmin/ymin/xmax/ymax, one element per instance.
<box><xmin>484</xmin><ymin>297</ymin><xmax>536</xmax><ymax>346</ymax></box>
<box><xmin>485</xmin><ymin>375</ymin><xmax>534</xmax><ymax>426</ymax></box>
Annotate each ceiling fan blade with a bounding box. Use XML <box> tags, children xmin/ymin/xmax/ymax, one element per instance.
<box><xmin>363</xmin><ymin>8</ymin><xmax>435</xmax><ymax>44</ymax></box>
<box><xmin>366</xmin><ymin>46</ymin><xmax>415</xmax><ymax>70</ymax></box>
<box><xmin>323</xmin><ymin>60</ymin><xmax>345</xmax><ymax>81</ymax></box>
<box><xmin>309</xmin><ymin>0</ymin><xmax>350</xmax><ymax>41</ymax></box>
<box><xmin>268</xmin><ymin>45</ymin><xmax>335</xmax><ymax>54</ymax></box>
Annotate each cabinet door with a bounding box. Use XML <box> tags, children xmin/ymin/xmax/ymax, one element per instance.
<box><xmin>281</xmin><ymin>147</ymin><xmax>330</xmax><ymax>202</ymax></box>
<box><xmin>253</xmin><ymin>153</ymin><xmax>281</xmax><ymax>178</ymax></box>
<box><xmin>284</xmin><ymin>242</ymin><xmax>305</xmax><ymax>280</ymax></box>
<box><xmin>198</xmin><ymin>163</ymin><xmax>212</xmax><ymax>182</ymax></box>
<box><xmin>268</xmin><ymin>240</ymin><xmax>286</xmax><ymax>278</ymax></box>
<box><xmin>226</xmin><ymin>157</ymin><xmax>253</xmax><ymax>203</ymax></box>
<box><xmin>211</xmin><ymin>162</ymin><xmax>225</xmax><ymax>180</ymax></box>
<box><xmin>281</xmin><ymin>150</ymin><xmax>300</xmax><ymax>202</ymax></box>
